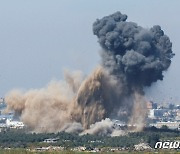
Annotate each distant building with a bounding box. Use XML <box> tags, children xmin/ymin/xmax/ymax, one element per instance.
<box><xmin>176</xmin><ymin>110</ymin><xmax>180</xmax><ymax>121</ymax></box>
<box><xmin>150</xmin><ymin>121</ymin><xmax>180</xmax><ymax>130</ymax></box>
<box><xmin>43</xmin><ymin>138</ymin><xmax>59</xmax><ymax>143</ymax></box>
<box><xmin>147</xmin><ymin>101</ymin><xmax>157</xmax><ymax>110</ymax></box>
<box><xmin>0</xmin><ymin>114</ymin><xmax>13</xmax><ymax>121</ymax></box>
<box><xmin>134</xmin><ymin>143</ymin><xmax>152</xmax><ymax>151</ymax></box>
<box><xmin>148</xmin><ymin>109</ymin><xmax>167</xmax><ymax>119</ymax></box>
<box><xmin>176</xmin><ymin>105</ymin><xmax>180</xmax><ymax>109</ymax></box>
<box><xmin>6</xmin><ymin>119</ymin><xmax>24</xmax><ymax>129</ymax></box>
<box><xmin>148</xmin><ymin>109</ymin><xmax>155</xmax><ymax>119</ymax></box>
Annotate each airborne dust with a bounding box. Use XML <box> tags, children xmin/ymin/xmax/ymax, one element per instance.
<box><xmin>5</xmin><ymin>12</ymin><xmax>174</xmax><ymax>136</ymax></box>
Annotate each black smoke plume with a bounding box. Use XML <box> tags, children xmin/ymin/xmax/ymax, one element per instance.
<box><xmin>93</xmin><ymin>11</ymin><xmax>174</xmax><ymax>87</ymax></box>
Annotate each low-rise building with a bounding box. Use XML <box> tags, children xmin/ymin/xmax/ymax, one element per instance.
<box><xmin>43</xmin><ymin>138</ymin><xmax>59</xmax><ymax>143</ymax></box>
<box><xmin>134</xmin><ymin>143</ymin><xmax>152</xmax><ymax>151</ymax></box>
<box><xmin>150</xmin><ymin>121</ymin><xmax>180</xmax><ymax>130</ymax></box>
<box><xmin>6</xmin><ymin>119</ymin><xmax>24</xmax><ymax>129</ymax></box>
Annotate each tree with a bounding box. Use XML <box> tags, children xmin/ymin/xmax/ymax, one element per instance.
<box><xmin>147</xmin><ymin>134</ymin><xmax>160</xmax><ymax>147</ymax></box>
<box><xmin>161</xmin><ymin>125</ymin><xmax>169</xmax><ymax>130</ymax></box>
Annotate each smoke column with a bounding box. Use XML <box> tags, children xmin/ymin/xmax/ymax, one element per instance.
<box><xmin>5</xmin><ymin>12</ymin><xmax>174</xmax><ymax>135</ymax></box>
<box><xmin>91</xmin><ymin>11</ymin><xmax>174</xmax><ymax>130</ymax></box>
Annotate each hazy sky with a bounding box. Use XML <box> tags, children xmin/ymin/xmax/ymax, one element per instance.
<box><xmin>0</xmin><ymin>0</ymin><xmax>179</xmax><ymax>104</ymax></box>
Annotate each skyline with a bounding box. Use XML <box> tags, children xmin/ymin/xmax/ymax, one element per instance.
<box><xmin>0</xmin><ymin>0</ymin><xmax>180</xmax><ymax>104</ymax></box>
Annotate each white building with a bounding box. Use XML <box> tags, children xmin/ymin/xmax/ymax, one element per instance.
<box><xmin>6</xmin><ymin>119</ymin><xmax>24</xmax><ymax>129</ymax></box>
<box><xmin>134</xmin><ymin>143</ymin><xmax>152</xmax><ymax>151</ymax></box>
<box><xmin>148</xmin><ymin>109</ymin><xmax>155</xmax><ymax>119</ymax></box>
<box><xmin>43</xmin><ymin>138</ymin><xmax>59</xmax><ymax>143</ymax></box>
<box><xmin>150</xmin><ymin>121</ymin><xmax>180</xmax><ymax>130</ymax></box>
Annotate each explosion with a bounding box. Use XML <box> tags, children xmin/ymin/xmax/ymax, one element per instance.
<box><xmin>5</xmin><ymin>12</ymin><xmax>174</xmax><ymax>136</ymax></box>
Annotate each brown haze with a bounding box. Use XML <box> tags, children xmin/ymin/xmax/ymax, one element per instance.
<box><xmin>4</xmin><ymin>11</ymin><xmax>174</xmax><ymax>136</ymax></box>
<box><xmin>5</xmin><ymin>66</ymin><xmax>147</xmax><ymax>135</ymax></box>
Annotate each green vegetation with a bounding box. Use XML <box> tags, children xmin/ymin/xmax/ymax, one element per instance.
<box><xmin>0</xmin><ymin>149</ymin><xmax>179</xmax><ymax>154</ymax></box>
<box><xmin>0</xmin><ymin>127</ymin><xmax>179</xmax><ymax>150</ymax></box>
<box><xmin>0</xmin><ymin>149</ymin><xmax>100</xmax><ymax>154</ymax></box>
<box><xmin>0</xmin><ymin>149</ymin><xmax>96</xmax><ymax>154</ymax></box>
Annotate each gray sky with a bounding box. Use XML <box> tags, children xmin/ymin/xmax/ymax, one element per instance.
<box><xmin>0</xmin><ymin>0</ymin><xmax>179</xmax><ymax>104</ymax></box>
